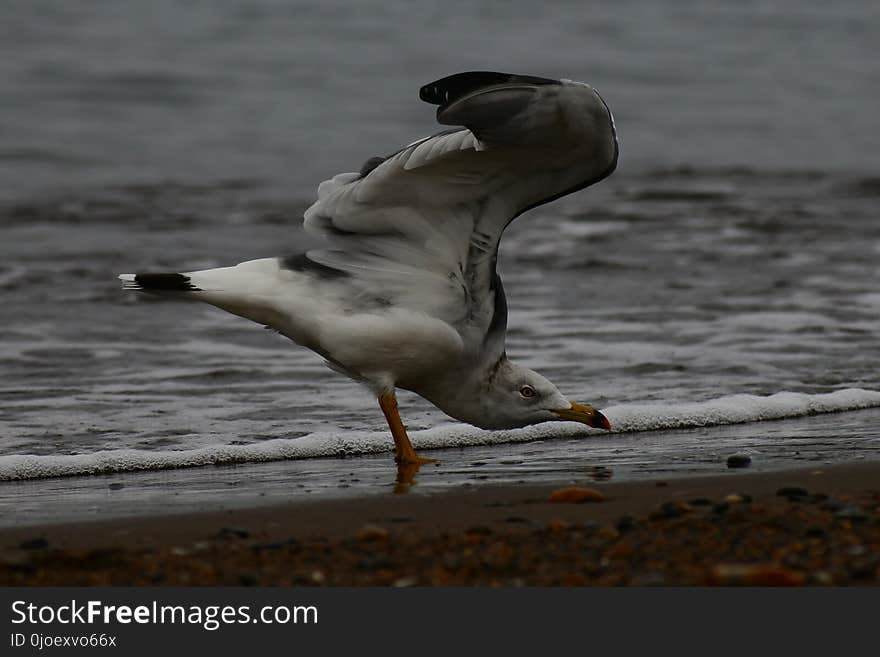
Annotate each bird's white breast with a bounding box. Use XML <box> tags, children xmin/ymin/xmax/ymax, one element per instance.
<box><xmin>317</xmin><ymin>306</ymin><xmax>465</xmax><ymax>390</ymax></box>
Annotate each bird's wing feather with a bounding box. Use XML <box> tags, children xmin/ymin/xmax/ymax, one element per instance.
<box><xmin>298</xmin><ymin>71</ymin><xmax>618</xmax><ymax>358</ymax></box>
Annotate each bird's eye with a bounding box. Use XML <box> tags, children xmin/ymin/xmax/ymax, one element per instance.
<box><xmin>519</xmin><ymin>385</ymin><xmax>536</xmax><ymax>399</ymax></box>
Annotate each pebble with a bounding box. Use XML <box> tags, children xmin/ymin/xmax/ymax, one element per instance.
<box><xmin>589</xmin><ymin>466</ymin><xmax>613</xmax><ymax>481</ymax></box>
<box><xmin>356</xmin><ymin>555</ymin><xmax>391</xmax><ymax>571</ymax></box>
<box><xmin>356</xmin><ymin>525</ymin><xmax>389</xmax><ymax>542</ymax></box>
<box><xmin>630</xmin><ymin>572</ymin><xmax>669</xmax><ymax>586</ymax></box>
<box><xmin>650</xmin><ymin>502</ymin><xmax>692</xmax><ymax>520</ymax></box>
<box><xmin>709</xmin><ymin>563</ymin><xmax>804</xmax><ymax>586</ymax></box>
<box><xmin>0</xmin><ymin>551</ymin><xmax>32</xmax><ymax>569</ymax></box>
<box><xmin>834</xmin><ymin>506</ymin><xmax>869</xmax><ymax>522</ymax></box>
<box><xmin>616</xmin><ymin>515</ymin><xmax>637</xmax><ymax>532</ymax></box>
<box><xmin>238</xmin><ymin>574</ymin><xmax>258</xmax><ymax>586</ymax></box>
<box><xmin>776</xmin><ymin>486</ymin><xmax>810</xmax><ymax>499</ymax></box>
<box><xmin>251</xmin><ymin>541</ymin><xmax>287</xmax><ymax>552</ymax></box>
<box><xmin>464</xmin><ymin>525</ymin><xmax>493</xmax><ymax>537</ymax></box>
<box><xmin>811</xmin><ymin>571</ymin><xmax>834</xmax><ymax>586</ymax></box>
<box><xmin>724</xmin><ymin>493</ymin><xmax>753</xmax><ymax>504</ymax></box>
<box><xmin>545</xmin><ymin>519</ymin><xmax>572</xmax><ymax>532</ymax></box>
<box><xmin>547</xmin><ymin>487</ymin><xmax>605</xmax><ymax>503</ymax></box>
<box><xmin>217</xmin><ymin>527</ymin><xmax>251</xmax><ymax>540</ymax></box>
<box><xmin>726</xmin><ymin>454</ymin><xmax>752</xmax><ymax>469</ymax></box>
<box><xmin>19</xmin><ymin>538</ymin><xmax>49</xmax><ymax>551</ymax></box>
<box><xmin>597</xmin><ymin>526</ymin><xmax>620</xmax><ymax>540</ymax></box>
<box><xmin>441</xmin><ymin>554</ymin><xmax>462</xmax><ymax>570</ymax></box>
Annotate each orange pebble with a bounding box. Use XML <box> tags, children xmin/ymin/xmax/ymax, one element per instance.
<box><xmin>356</xmin><ymin>525</ymin><xmax>389</xmax><ymax>542</ymax></box>
<box><xmin>547</xmin><ymin>487</ymin><xmax>606</xmax><ymax>503</ymax></box>
<box><xmin>708</xmin><ymin>563</ymin><xmax>804</xmax><ymax>586</ymax></box>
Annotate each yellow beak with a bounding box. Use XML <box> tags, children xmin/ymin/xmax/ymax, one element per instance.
<box><xmin>551</xmin><ymin>401</ymin><xmax>612</xmax><ymax>430</ymax></box>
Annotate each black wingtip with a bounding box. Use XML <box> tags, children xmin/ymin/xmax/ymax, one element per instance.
<box><xmin>419</xmin><ymin>71</ymin><xmax>557</xmax><ymax>107</ymax></box>
<box><xmin>133</xmin><ymin>273</ymin><xmax>201</xmax><ymax>291</ymax></box>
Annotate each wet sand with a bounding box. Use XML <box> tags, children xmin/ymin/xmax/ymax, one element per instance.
<box><xmin>2</xmin><ymin>462</ymin><xmax>878</xmax><ymax>586</ymax></box>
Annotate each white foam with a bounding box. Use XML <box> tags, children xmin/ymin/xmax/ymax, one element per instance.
<box><xmin>605</xmin><ymin>388</ymin><xmax>880</xmax><ymax>431</ymax></box>
<box><xmin>1</xmin><ymin>388</ymin><xmax>878</xmax><ymax>481</ymax></box>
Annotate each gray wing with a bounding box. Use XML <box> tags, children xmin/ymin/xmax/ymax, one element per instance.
<box><xmin>296</xmin><ymin>71</ymin><xmax>618</xmax><ymax>359</ymax></box>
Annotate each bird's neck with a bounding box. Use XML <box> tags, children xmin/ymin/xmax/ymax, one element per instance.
<box><xmin>409</xmin><ymin>354</ymin><xmax>510</xmax><ymax>430</ymax></box>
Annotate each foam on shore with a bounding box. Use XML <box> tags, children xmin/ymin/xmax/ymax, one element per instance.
<box><xmin>2</xmin><ymin>388</ymin><xmax>878</xmax><ymax>481</ymax></box>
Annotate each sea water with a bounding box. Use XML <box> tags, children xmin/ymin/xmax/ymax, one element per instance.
<box><xmin>1</xmin><ymin>1</ymin><xmax>878</xmax><ymax>525</ymax></box>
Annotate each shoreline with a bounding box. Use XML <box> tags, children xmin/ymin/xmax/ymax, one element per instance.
<box><xmin>2</xmin><ymin>461</ymin><xmax>879</xmax><ymax>585</ymax></box>
<box><xmin>4</xmin><ymin>404</ymin><xmax>879</xmax><ymax>532</ymax></box>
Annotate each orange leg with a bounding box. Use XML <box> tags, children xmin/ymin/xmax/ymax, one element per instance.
<box><xmin>378</xmin><ymin>390</ymin><xmax>436</xmax><ymax>465</ymax></box>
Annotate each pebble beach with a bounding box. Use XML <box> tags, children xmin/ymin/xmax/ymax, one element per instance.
<box><xmin>3</xmin><ymin>461</ymin><xmax>878</xmax><ymax>586</ymax></box>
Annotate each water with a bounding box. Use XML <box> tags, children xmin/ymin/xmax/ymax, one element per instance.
<box><xmin>1</xmin><ymin>1</ymin><xmax>879</xmax><ymax>524</ymax></box>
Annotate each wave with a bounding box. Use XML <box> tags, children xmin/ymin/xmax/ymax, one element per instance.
<box><xmin>1</xmin><ymin>388</ymin><xmax>878</xmax><ymax>482</ymax></box>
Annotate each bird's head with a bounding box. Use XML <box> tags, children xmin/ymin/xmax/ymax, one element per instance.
<box><xmin>457</xmin><ymin>358</ymin><xmax>611</xmax><ymax>431</ymax></box>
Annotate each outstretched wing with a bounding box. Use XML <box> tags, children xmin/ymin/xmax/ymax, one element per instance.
<box><xmin>296</xmin><ymin>71</ymin><xmax>618</xmax><ymax>359</ymax></box>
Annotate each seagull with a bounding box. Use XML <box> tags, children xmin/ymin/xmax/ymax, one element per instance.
<box><xmin>120</xmin><ymin>71</ymin><xmax>618</xmax><ymax>480</ymax></box>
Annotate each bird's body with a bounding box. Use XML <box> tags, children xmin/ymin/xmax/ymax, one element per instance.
<box><xmin>120</xmin><ymin>71</ymin><xmax>618</xmax><ymax>476</ymax></box>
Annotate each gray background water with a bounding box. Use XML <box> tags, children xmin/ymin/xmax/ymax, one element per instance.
<box><xmin>1</xmin><ymin>1</ymin><xmax>879</xmax><ymax>523</ymax></box>
<box><xmin>2</xmin><ymin>0</ymin><xmax>879</xmax><ymax>199</ymax></box>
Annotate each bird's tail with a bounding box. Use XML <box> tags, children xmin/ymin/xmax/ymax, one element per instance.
<box><xmin>119</xmin><ymin>258</ymin><xmax>281</xmax><ymax>297</ymax></box>
<box><xmin>118</xmin><ymin>258</ymin><xmax>291</xmax><ymax>329</ymax></box>
<box><xmin>118</xmin><ymin>272</ymin><xmax>202</xmax><ymax>294</ymax></box>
